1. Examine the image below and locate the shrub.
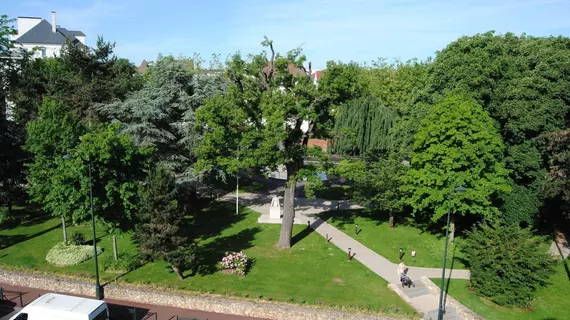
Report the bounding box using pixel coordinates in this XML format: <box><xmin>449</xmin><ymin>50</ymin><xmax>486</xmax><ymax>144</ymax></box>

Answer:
<box><xmin>70</xmin><ymin>231</ymin><xmax>86</xmax><ymax>245</ymax></box>
<box><xmin>463</xmin><ymin>222</ymin><xmax>556</xmax><ymax>307</ymax></box>
<box><xmin>220</xmin><ymin>251</ymin><xmax>249</xmax><ymax>276</ymax></box>
<box><xmin>46</xmin><ymin>242</ymin><xmax>103</xmax><ymax>267</ymax></box>
<box><xmin>102</xmin><ymin>252</ymin><xmax>142</xmax><ymax>272</ymax></box>
<box><xmin>0</xmin><ymin>207</ymin><xmax>7</xmax><ymax>224</ymax></box>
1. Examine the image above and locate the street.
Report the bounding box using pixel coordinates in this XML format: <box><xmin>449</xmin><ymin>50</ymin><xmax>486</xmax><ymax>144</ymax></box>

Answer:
<box><xmin>0</xmin><ymin>283</ymin><xmax>267</xmax><ymax>320</ymax></box>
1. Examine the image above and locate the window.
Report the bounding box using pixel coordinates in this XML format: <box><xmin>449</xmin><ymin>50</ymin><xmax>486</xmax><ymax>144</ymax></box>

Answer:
<box><xmin>40</xmin><ymin>47</ymin><xmax>46</xmax><ymax>57</ymax></box>
<box><xmin>92</xmin><ymin>309</ymin><xmax>109</xmax><ymax>320</ymax></box>
<box><xmin>15</xmin><ymin>313</ymin><xmax>28</xmax><ymax>320</ymax></box>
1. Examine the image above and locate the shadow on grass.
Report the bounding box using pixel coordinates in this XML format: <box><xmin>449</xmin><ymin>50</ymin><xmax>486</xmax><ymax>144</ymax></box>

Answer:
<box><xmin>291</xmin><ymin>219</ymin><xmax>325</xmax><ymax>246</ymax></box>
<box><xmin>192</xmin><ymin>201</ymin><xmax>249</xmax><ymax>241</ymax></box>
<box><xmin>191</xmin><ymin>227</ymin><xmax>261</xmax><ymax>276</ymax></box>
<box><xmin>0</xmin><ymin>223</ymin><xmax>60</xmax><ymax>250</ymax></box>
<box><xmin>0</xmin><ymin>205</ymin><xmax>48</xmax><ymax>231</ymax></box>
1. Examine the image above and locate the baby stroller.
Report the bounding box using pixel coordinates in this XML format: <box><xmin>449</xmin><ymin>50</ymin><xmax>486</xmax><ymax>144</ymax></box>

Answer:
<box><xmin>400</xmin><ymin>273</ymin><xmax>415</xmax><ymax>288</ymax></box>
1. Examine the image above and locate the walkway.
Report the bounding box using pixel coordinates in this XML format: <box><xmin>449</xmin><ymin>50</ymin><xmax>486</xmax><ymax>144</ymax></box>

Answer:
<box><xmin>226</xmin><ymin>192</ymin><xmax>474</xmax><ymax>320</ymax></box>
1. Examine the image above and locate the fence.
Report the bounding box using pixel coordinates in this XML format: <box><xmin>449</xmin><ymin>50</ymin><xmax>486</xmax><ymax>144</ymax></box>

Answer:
<box><xmin>175</xmin><ymin>316</ymin><xmax>208</xmax><ymax>320</ymax></box>
<box><xmin>127</xmin><ymin>307</ymin><xmax>157</xmax><ymax>320</ymax></box>
<box><xmin>0</xmin><ymin>287</ymin><xmax>24</xmax><ymax>308</ymax></box>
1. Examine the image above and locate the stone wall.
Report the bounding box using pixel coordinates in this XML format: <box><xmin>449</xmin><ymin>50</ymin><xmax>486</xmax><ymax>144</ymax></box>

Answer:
<box><xmin>420</xmin><ymin>277</ymin><xmax>483</xmax><ymax>320</ymax></box>
<box><xmin>0</xmin><ymin>269</ymin><xmax>409</xmax><ymax>320</ymax></box>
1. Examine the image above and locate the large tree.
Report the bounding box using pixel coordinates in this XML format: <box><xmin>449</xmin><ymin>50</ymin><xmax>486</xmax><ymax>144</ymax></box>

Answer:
<box><xmin>429</xmin><ymin>32</ymin><xmax>570</xmax><ymax>225</ymax></box>
<box><xmin>401</xmin><ymin>94</ymin><xmax>511</xmax><ymax>241</ymax></box>
<box><xmin>135</xmin><ymin>164</ymin><xmax>192</xmax><ymax>279</ymax></box>
<box><xmin>0</xmin><ymin>15</ymin><xmax>26</xmax><ymax>213</ymax></box>
<box><xmin>99</xmin><ymin>55</ymin><xmax>226</xmax><ymax>183</ymax></box>
<box><xmin>196</xmin><ymin>38</ymin><xmax>330</xmax><ymax>249</ymax></box>
<box><xmin>26</xmin><ymin>100</ymin><xmax>151</xmax><ymax>248</ymax></box>
<box><xmin>25</xmin><ymin>99</ymin><xmax>85</xmax><ymax>241</ymax></box>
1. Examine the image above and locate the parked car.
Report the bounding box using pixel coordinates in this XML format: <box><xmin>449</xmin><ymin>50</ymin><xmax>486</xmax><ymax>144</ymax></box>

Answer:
<box><xmin>10</xmin><ymin>293</ymin><xmax>109</xmax><ymax>320</ymax></box>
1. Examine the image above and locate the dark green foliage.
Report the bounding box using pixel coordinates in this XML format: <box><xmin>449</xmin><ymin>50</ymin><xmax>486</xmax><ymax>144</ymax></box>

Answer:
<box><xmin>135</xmin><ymin>164</ymin><xmax>193</xmax><ymax>278</ymax></box>
<box><xmin>499</xmin><ymin>182</ymin><xmax>541</xmax><ymax>226</ymax></box>
<box><xmin>70</xmin><ymin>231</ymin><xmax>85</xmax><ymax>245</ymax></box>
<box><xmin>430</xmin><ymin>32</ymin><xmax>570</xmax><ymax>223</ymax></box>
<box><xmin>10</xmin><ymin>37</ymin><xmax>141</xmax><ymax>124</ymax></box>
<box><xmin>463</xmin><ymin>222</ymin><xmax>555</xmax><ymax>307</ymax></box>
<box><xmin>330</xmin><ymin>96</ymin><xmax>397</xmax><ymax>156</ymax></box>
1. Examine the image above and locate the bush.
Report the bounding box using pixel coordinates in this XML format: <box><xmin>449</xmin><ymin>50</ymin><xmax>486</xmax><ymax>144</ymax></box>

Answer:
<box><xmin>220</xmin><ymin>251</ymin><xmax>249</xmax><ymax>276</ymax></box>
<box><xmin>70</xmin><ymin>231</ymin><xmax>86</xmax><ymax>245</ymax></box>
<box><xmin>0</xmin><ymin>207</ymin><xmax>7</xmax><ymax>224</ymax></box>
<box><xmin>463</xmin><ymin>222</ymin><xmax>555</xmax><ymax>307</ymax></box>
<box><xmin>46</xmin><ymin>242</ymin><xmax>103</xmax><ymax>267</ymax></box>
<box><xmin>102</xmin><ymin>252</ymin><xmax>142</xmax><ymax>272</ymax></box>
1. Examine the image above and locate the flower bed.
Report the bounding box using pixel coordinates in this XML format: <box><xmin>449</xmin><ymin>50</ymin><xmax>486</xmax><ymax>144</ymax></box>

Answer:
<box><xmin>46</xmin><ymin>242</ymin><xmax>103</xmax><ymax>267</ymax></box>
<box><xmin>220</xmin><ymin>251</ymin><xmax>248</xmax><ymax>276</ymax></box>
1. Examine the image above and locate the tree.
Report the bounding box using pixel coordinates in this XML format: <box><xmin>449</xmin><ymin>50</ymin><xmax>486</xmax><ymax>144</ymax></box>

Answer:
<box><xmin>401</xmin><ymin>94</ymin><xmax>511</xmax><ymax>242</ymax></box>
<box><xmin>429</xmin><ymin>32</ymin><xmax>570</xmax><ymax>225</ymax></box>
<box><xmin>135</xmin><ymin>164</ymin><xmax>192</xmax><ymax>279</ymax></box>
<box><xmin>196</xmin><ymin>38</ymin><xmax>329</xmax><ymax>249</ymax></box>
<box><xmin>545</xmin><ymin>129</ymin><xmax>570</xmax><ymax>221</ymax></box>
<box><xmin>330</xmin><ymin>96</ymin><xmax>397</xmax><ymax>156</ymax></box>
<box><xmin>335</xmin><ymin>156</ymin><xmax>406</xmax><ymax>228</ymax></box>
<box><xmin>70</xmin><ymin>123</ymin><xmax>152</xmax><ymax>259</ymax></box>
<box><xmin>99</xmin><ymin>55</ymin><xmax>225</xmax><ymax>182</ymax></box>
<box><xmin>463</xmin><ymin>222</ymin><xmax>555</xmax><ymax>307</ymax></box>
<box><xmin>25</xmin><ymin>99</ymin><xmax>85</xmax><ymax>242</ymax></box>
<box><xmin>10</xmin><ymin>37</ymin><xmax>142</xmax><ymax>124</ymax></box>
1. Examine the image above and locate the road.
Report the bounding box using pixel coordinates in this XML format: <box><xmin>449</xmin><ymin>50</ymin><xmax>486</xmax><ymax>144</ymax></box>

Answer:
<box><xmin>0</xmin><ymin>283</ymin><xmax>267</xmax><ymax>320</ymax></box>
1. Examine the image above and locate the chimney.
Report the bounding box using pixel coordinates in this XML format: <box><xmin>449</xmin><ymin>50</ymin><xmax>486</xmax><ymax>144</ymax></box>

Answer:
<box><xmin>51</xmin><ymin>11</ymin><xmax>56</xmax><ymax>33</ymax></box>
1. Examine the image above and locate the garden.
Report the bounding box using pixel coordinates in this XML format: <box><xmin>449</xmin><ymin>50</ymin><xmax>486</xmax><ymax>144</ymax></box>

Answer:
<box><xmin>0</xmin><ymin>203</ymin><xmax>416</xmax><ymax>317</ymax></box>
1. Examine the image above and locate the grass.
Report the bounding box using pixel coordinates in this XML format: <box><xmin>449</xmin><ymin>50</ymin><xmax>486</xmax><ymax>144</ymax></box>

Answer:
<box><xmin>320</xmin><ymin>209</ymin><xmax>468</xmax><ymax>269</ymax></box>
<box><xmin>0</xmin><ymin>203</ymin><xmax>416</xmax><ymax>317</ymax></box>
<box><xmin>431</xmin><ymin>259</ymin><xmax>570</xmax><ymax>320</ymax></box>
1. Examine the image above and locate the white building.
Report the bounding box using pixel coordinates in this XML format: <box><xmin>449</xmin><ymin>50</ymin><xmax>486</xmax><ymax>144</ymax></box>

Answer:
<box><xmin>10</xmin><ymin>11</ymin><xmax>86</xmax><ymax>58</ymax></box>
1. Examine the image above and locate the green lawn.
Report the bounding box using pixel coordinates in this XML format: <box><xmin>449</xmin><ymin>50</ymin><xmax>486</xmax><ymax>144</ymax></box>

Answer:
<box><xmin>431</xmin><ymin>259</ymin><xmax>570</xmax><ymax>320</ymax></box>
<box><xmin>0</xmin><ymin>203</ymin><xmax>416</xmax><ymax>317</ymax></box>
<box><xmin>320</xmin><ymin>209</ymin><xmax>468</xmax><ymax>269</ymax></box>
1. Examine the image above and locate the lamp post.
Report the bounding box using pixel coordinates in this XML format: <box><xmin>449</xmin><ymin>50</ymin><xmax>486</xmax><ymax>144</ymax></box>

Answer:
<box><xmin>63</xmin><ymin>154</ymin><xmax>101</xmax><ymax>299</ymax></box>
<box><xmin>437</xmin><ymin>185</ymin><xmax>466</xmax><ymax>320</ymax></box>
<box><xmin>236</xmin><ymin>144</ymin><xmax>240</xmax><ymax>216</ymax></box>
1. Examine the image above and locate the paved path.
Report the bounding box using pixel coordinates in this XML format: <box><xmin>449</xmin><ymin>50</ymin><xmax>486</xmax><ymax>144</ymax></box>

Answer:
<box><xmin>0</xmin><ymin>282</ymin><xmax>265</xmax><ymax>320</ymax></box>
<box><xmin>227</xmin><ymin>192</ymin><xmax>472</xmax><ymax>319</ymax></box>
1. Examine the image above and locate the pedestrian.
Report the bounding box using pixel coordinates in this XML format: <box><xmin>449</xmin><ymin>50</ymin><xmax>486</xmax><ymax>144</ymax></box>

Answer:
<box><xmin>398</xmin><ymin>260</ymin><xmax>406</xmax><ymax>277</ymax></box>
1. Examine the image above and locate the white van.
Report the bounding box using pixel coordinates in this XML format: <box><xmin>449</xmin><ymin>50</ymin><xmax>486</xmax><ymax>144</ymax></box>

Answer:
<box><xmin>9</xmin><ymin>293</ymin><xmax>109</xmax><ymax>320</ymax></box>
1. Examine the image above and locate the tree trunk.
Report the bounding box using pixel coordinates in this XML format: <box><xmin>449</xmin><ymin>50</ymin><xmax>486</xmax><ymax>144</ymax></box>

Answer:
<box><xmin>449</xmin><ymin>213</ymin><xmax>456</xmax><ymax>244</ymax></box>
<box><xmin>277</xmin><ymin>164</ymin><xmax>297</xmax><ymax>249</ymax></box>
<box><xmin>112</xmin><ymin>235</ymin><xmax>118</xmax><ymax>261</ymax></box>
<box><xmin>61</xmin><ymin>216</ymin><xmax>67</xmax><ymax>243</ymax></box>
<box><xmin>389</xmin><ymin>210</ymin><xmax>394</xmax><ymax>228</ymax></box>
<box><xmin>172</xmin><ymin>265</ymin><xmax>184</xmax><ymax>280</ymax></box>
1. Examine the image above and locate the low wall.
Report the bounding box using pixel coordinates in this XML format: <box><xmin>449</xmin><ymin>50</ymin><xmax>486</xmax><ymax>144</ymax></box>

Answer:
<box><xmin>420</xmin><ymin>277</ymin><xmax>483</xmax><ymax>320</ymax></box>
<box><xmin>0</xmin><ymin>269</ymin><xmax>407</xmax><ymax>320</ymax></box>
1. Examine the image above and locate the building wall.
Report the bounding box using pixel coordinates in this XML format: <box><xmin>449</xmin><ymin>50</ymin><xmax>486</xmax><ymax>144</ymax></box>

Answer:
<box><xmin>75</xmin><ymin>35</ymin><xmax>86</xmax><ymax>44</ymax></box>
<box><xmin>14</xmin><ymin>43</ymin><xmax>62</xmax><ymax>58</ymax></box>
<box><xmin>307</xmin><ymin>139</ymin><xmax>328</xmax><ymax>151</ymax></box>
<box><xmin>15</xmin><ymin>17</ymin><xmax>42</xmax><ymax>39</ymax></box>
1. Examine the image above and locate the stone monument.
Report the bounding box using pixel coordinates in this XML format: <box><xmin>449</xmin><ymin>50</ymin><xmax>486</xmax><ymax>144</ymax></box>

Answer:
<box><xmin>270</xmin><ymin>196</ymin><xmax>281</xmax><ymax>220</ymax></box>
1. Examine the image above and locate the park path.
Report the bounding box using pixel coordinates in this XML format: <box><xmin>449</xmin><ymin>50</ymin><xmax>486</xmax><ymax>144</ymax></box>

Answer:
<box><xmin>224</xmin><ymin>192</ymin><xmax>475</xmax><ymax>320</ymax></box>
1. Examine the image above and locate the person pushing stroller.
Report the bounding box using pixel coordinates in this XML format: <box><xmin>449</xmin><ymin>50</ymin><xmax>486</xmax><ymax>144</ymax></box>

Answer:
<box><xmin>398</xmin><ymin>260</ymin><xmax>415</xmax><ymax>288</ymax></box>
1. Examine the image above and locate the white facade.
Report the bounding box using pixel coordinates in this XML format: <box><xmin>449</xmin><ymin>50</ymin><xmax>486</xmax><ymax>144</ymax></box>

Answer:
<box><xmin>14</xmin><ymin>17</ymin><xmax>41</xmax><ymax>40</ymax></box>
<box><xmin>13</xmin><ymin>43</ymin><xmax>62</xmax><ymax>58</ymax></box>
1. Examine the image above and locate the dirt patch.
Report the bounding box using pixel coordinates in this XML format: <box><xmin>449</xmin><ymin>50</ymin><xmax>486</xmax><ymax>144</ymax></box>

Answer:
<box><xmin>332</xmin><ymin>278</ymin><xmax>344</xmax><ymax>284</ymax></box>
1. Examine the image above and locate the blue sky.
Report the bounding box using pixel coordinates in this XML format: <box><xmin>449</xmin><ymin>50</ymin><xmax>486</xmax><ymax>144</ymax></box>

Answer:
<box><xmin>4</xmin><ymin>0</ymin><xmax>570</xmax><ymax>69</ymax></box>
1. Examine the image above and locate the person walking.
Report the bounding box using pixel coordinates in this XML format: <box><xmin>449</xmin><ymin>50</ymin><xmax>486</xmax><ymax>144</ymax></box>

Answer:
<box><xmin>398</xmin><ymin>260</ymin><xmax>406</xmax><ymax>278</ymax></box>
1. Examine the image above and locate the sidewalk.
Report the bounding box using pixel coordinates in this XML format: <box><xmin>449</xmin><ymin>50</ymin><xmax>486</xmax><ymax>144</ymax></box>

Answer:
<box><xmin>226</xmin><ymin>192</ymin><xmax>474</xmax><ymax>320</ymax></box>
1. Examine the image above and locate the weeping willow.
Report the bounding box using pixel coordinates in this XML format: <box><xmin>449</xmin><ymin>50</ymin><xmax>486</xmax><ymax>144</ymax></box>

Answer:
<box><xmin>330</xmin><ymin>96</ymin><xmax>397</xmax><ymax>156</ymax></box>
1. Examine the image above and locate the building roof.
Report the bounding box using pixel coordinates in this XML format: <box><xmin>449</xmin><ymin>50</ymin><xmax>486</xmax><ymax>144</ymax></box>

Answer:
<box><xmin>136</xmin><ymin>60</ymin><xmax>149</xmax><ymax>73</ymax></box>
<box><xmin>70</xmin><ymin>30</ymin><xmax>86</xmax><ymax>37</ymax></box>
<box><xmin>15</xmin><ymin>19</ymin><xmax>82</xmax><ymax>45</ymax></box>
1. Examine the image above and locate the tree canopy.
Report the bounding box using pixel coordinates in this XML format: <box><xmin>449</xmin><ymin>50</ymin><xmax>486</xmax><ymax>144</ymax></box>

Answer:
<box><xmin>401</xmin><ymin>94</ymin><xmax>511</xmax><ymax>240</ymax></box>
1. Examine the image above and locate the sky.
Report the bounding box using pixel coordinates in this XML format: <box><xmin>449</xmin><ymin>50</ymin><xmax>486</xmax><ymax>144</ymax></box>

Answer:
<box><xmin>4</xmin><ymin>0</ymin><xmax>570</xmax><ymax>69</ymax></box>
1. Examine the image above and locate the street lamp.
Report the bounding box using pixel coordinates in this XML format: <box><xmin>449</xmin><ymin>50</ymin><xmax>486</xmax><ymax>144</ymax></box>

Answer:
<box><xmin>437</xmin><ymin>185</ymin><xmax>466</xmax><ymax>320</ymax></box>
<box><xmin>63</xmin><ymin>154</ymin><xmax>102</xmax><ymax>299</ymax></box>
<box><xmin>236</xmin><ymin>144</ymin><xmax>240</xmax><ymax>216</ymax></box>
